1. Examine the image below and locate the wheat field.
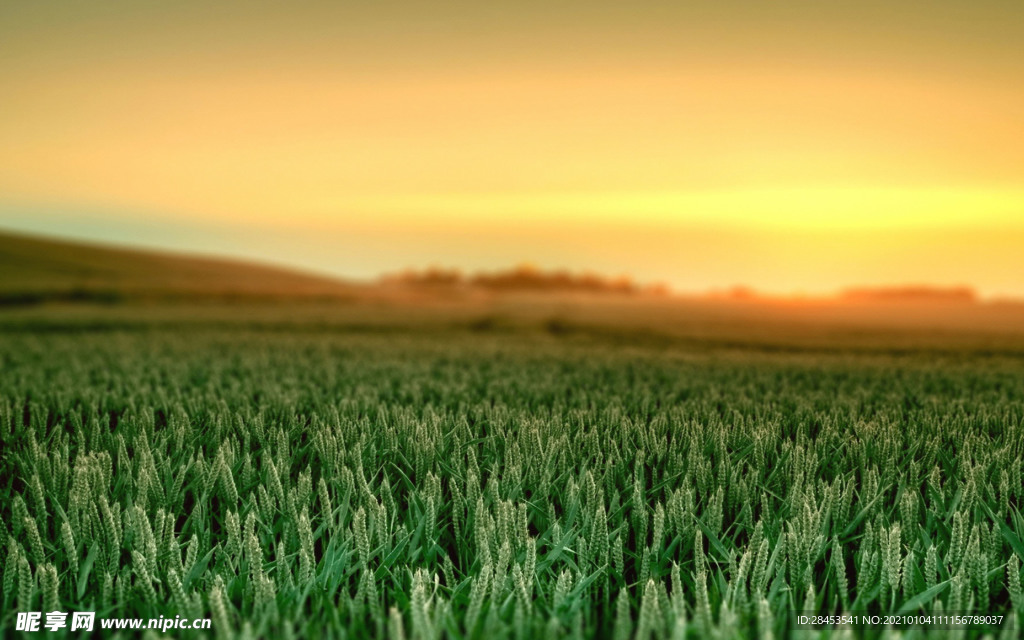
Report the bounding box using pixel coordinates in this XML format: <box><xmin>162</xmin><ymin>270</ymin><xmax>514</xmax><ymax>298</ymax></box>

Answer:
<box><xmin>1</xmin><ymin>318</ymin><xmax>1022</xmax><ymax>639</ymax></box>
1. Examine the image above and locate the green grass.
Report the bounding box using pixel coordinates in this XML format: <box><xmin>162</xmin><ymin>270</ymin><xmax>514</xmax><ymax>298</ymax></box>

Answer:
<box><xmin>1</xmin><ymin>319</ymin><xmax>1022</xmax><ymax>638</ymax></box>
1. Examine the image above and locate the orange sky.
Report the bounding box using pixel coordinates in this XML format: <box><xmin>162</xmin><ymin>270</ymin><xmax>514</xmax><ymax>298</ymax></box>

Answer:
<box><xmin>1</xmin><ymin>1</ymin><xmax>1022</xmax><ymax>296</ymax></box>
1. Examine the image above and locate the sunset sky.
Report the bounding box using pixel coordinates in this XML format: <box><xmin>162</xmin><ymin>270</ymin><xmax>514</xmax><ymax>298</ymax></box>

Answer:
<box><xmin>2</xmin><ymin>1</ymin><xmax>1022</xmax><ymax>296</ymax></box>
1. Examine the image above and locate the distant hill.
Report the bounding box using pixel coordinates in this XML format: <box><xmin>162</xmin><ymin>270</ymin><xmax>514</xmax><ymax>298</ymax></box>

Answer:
<box><xmin>840</xmin><ymin>285</ymin><xmax>977</xmax><ymax>304</ymax></box>
<box><xmin>0</xmin><ymin>230</ymin><xmax>361</xmax><ymax>304</ymax></box>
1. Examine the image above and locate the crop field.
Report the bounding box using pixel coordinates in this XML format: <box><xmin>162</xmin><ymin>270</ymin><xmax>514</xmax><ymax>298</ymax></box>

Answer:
<box><xmin>1</xmin><ymin>313</ymin><xmax>1023</xmax><ymax>638</ymax></box>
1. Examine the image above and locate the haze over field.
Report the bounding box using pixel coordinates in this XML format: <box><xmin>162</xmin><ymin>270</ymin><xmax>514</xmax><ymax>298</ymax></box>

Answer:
<box><xmin>4</xmin><ymin>230</ymin><xmax>1024</xmax><ymax>357</ymax></box>
<box><xmin>2</xmin><ymin>1</ymin><xmax>1023</xmax><ymax>297</ymax></box>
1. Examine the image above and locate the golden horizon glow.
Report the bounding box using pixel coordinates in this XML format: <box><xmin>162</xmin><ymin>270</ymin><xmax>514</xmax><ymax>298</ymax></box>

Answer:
<box><xmin>292</xmin><ymin>187</ymin><xmax>1024</xmax><ymax>231</ymax></box>
<box><xmin>1</xmin><ymin>1</ymin><xmax>1023</xmax><ymax>295</ymax></box>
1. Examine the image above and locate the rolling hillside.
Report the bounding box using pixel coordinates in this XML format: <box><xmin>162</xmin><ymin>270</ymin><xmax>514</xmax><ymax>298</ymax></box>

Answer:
<box><xmin>0</xmin><ymin>230</ymin><xmax>363</xmax><ymax>303</ymax></box>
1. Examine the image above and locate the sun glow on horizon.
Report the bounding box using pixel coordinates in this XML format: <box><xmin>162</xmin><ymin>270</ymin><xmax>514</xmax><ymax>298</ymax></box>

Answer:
<box><xmin>292</xmin><ymin>187</ymin><xmax>1024</xmax><ymax>231</ymax></box>
<box><xmin>1</xmin><ymin>1</ymin><xmax>1023</xmax><ymax>296</ymax></box>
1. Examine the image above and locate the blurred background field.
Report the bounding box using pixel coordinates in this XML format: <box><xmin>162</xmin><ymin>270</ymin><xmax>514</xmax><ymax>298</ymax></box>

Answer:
<box><xmin>3</xmin><ymin>229</ymin><xmax>1024</xmax><ymax>355</ymax></box>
